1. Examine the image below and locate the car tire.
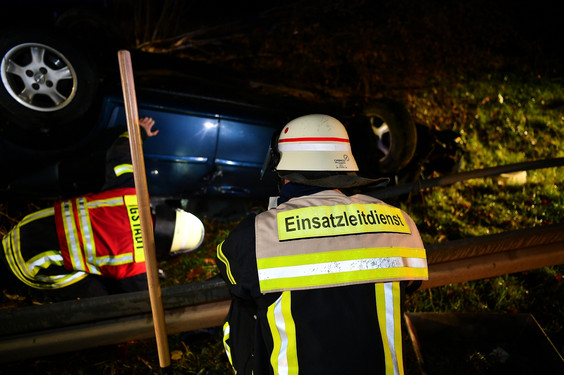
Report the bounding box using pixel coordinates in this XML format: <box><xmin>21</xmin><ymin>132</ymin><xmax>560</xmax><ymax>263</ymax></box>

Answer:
<box><xmin>354</xmin><ymin>99</ymin><xmax>417</xmax><ymax>175</ymax></box>
<box><xmin>0</xmin><ymin>29</ymin><xmax>99</xmax><ymax>146</ymax></box>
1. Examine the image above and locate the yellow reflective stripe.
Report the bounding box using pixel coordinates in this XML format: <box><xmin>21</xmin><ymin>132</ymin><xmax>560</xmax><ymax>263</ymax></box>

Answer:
<box><xmin>376</xmin><ymin>282</ymin><xmax>404</xmax><ymax>375</ymax></box>
<box><xmin>257</xmin><ymin>247</ymin><xmax>427</xmax><ymax>292</ymax></box>
<box><xmin>267</xmin><ymin>303</ymin><xmax>280</xmax><ymax>373</ymax></box>
<box><xmin>33</xmin><ymin>270</ymin><xmax>89</xmax><ymax>289</ymax></box>
<box><xmin>96</xmin><ymin>253</ymin><xmax>134</xmax><ymax>266</ymax></box>
<box><xmin>2</xmin><ymin>216</ymin><xmax>88</xmax><ymax>289</ymax></box>
<box><xmin>277</xmin><ymin>203</ymin><xmax>411</xmax><ymax>241</ymax></box>
<box><xmin>77</xmin><ymin>197</ymin><xmax>100</xmax><ymax>275</ymax></box>
<box><xmin>222</xmin><ymin>321</ymin><xmax>235</xmax><ymax>371</ymax></box>
<box><xmin>267</xmin><ymin>292</ymin><xmax>298</xmax><ymax>375</ymax></box>
<box><xmin>87</xmin><ymin>197</ymin><xmax>124</xmax><ymax>209</ymax></box>
<box><xmin>258</xmin><ymin>247</ymin><xmax>426</xmax><ymax>268</ymax></box>
<box><xmin>124</xmin><ymin>195</ymin><xmax>145</xmax><ymax>263</ymax></box>
<box><xmin>259</xmin><ymin>266</ymin><xmax>427</xmax><ymax>293</ymax></box>
<box><xmin>114</xmin><ymin>163</ymin><xmax>133</xmax><ymax>177</ymax></box>
<box><xmin>2</xmin><ymin>221</ymin><xmax>29</xmax><ymax>284</ymax></box>
<box><xmin>61</xmin><ymin>200</ymin><xmax>86</xmax><ymax>272</ymax></box>
<box><xmin>62</xmin><ymin>195</ymin><xmax>139</xmax><ymax>273</ymax></box>
<box><xmin>216</xmin><ymin>241</ymin><xmax>236</xmax><ymax>285</ymax></box>
<box><xmin>283</xmin><ymin>293</ymin><xmax>299</xmax><ymax>374</ymax></box>
<box><xmin>2</xmin><ymin>208</ymin><xmax>53</xmax><ymax>283</ymax></box>
<box><xmin>26</xmin><ymin>251</ymin><xmax>64</xmax><ymax>276</ymax></box>
<box><xmin>19</xmin><ymin>207</ymin><xmax>55</xmax><ymax>224</ymax></box>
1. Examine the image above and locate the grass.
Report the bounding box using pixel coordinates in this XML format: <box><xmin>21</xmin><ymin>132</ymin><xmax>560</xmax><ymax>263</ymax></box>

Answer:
<box><xmin>2</xmin><ymin>67</ymin><xmax>563</xmax><ymax>375</ymax></box>
<box><xmin>400</xmin><ymin>71</ymin><xmax>564</xmax><ymax>370</ymax></box>
<box><xmin>161</xmin><ymin>71</ymin><xmax>564</xmax><ymax>373</ymax></box>
<box><xmin>2</xmin><ymin>1</ymin><xmax>564</xmax><ymax>372</ymax></box>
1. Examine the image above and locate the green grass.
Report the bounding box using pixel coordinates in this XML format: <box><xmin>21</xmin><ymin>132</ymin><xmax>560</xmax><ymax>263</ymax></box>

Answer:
<box><xmin>2</xmin><ymin>4</ymin><xmax>564</xmax><ymax>369</ymax></box>
<box><xmin>5</xmin><ymin>70</ymin><xmax>562</xmax><ymax>374</ymax></box>
<box><xmin>157</xmin><ymin>71</ymin><xmax>564</xmax><ymax>372</ymax></box>
<box><xmin>2</xmin><ymin>70</ymin><xmax>562</xmax><ymax>375</ymax></box>
<box><xmin>400</xmin><ymin>71</ymin><xmax>564</xmax><ymax>363</ymax></box>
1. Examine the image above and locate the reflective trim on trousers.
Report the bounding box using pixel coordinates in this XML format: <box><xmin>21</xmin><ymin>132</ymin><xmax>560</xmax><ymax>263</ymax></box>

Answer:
<box><xmin>267</xmin><ymin>292</ymin><xmax>298</xmax><ymax>375</ymax></box>
<box><xmin>376</xmin><ymin>282</ymin><xmax>404</xmax><ymax>375</ymax></box>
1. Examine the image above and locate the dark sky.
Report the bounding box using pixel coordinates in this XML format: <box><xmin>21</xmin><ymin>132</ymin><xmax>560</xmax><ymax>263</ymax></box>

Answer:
<box><xmin>129</xmin><ymin>0</ymin><xmax>562</xmax><ymax>99</ymax></box>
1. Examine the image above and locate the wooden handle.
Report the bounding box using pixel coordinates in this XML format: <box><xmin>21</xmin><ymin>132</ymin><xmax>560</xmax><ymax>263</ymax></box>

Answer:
<box><xmin>117</xmin><ymin>49</ymin><xmax>171</xmax><ymax>369</ymax></box>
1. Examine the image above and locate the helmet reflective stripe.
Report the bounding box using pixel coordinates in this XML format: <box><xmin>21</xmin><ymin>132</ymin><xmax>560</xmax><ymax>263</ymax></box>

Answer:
<box><xmin>278</xmin><ymin>139</ymin><xmax>352</xmax><ymax>152</ymax></box>
<box><xmin>276</xmin><ymin>114</ymin><xmax>359</xmax><ymax>172</ymax></box>
<box><xmin>279</xmin><ymin>136</ymin><xmax>350</xmax><ymax>144</ymax></box>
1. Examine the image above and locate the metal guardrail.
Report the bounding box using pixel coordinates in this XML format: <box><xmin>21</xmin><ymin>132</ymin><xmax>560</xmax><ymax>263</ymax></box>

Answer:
<box><xmin>0</xmin><ymin>275</ymin><xmax>230</xmax><ymax>337</ymax></box>
<box><xmin>365</xmin><ymin>157</ymin><xmax>564</xmax><ymax>199</ymax></box>
<box><xmin>1</xmin><ymin>223</ymin><xmax>563</xmax><ymax>363</ymax></box>
<box><xmin>1</xmin><ymin>158</ymin><xmax>563</xmax><ymax>362</ymax></box>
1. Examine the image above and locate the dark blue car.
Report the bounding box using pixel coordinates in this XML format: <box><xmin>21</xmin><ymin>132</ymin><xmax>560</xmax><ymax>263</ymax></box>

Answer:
<box><xmin>0</xmin><ymin>4</ymin><xmax>431</xmax><ymax>214</ymax></box>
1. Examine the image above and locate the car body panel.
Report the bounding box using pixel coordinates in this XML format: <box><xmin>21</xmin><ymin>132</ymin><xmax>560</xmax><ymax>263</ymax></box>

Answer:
<box><xmin>74</xmin><ymin>93</ymin><xmax>281</xmax><ymax>200</ymax></box>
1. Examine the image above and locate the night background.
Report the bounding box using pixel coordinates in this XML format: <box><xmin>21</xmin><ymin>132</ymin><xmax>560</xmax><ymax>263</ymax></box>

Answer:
<box><xmin>1</xmin><ymin>0</ymin><xmax>563</xmax><ymax>373</ymax></box>
<box><xmin>116</xmin><ymin>0</ymin><xmax>563</xmax><ymax>105</ymax></box>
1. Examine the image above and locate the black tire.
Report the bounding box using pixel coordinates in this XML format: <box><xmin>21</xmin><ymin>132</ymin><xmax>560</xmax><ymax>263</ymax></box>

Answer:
<box><xmin>357</xmin><ymin>99</ymin><xmax>417</xmax><ymax>175</ymax></box>
<box><xmin>0</xmin><ymin>29</ymin><xmax>98</xmax><ymax>141</ymax></box>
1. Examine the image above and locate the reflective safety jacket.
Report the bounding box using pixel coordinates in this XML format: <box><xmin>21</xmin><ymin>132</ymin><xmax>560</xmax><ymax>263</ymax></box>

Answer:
<box><xmin>54</xmin><ymin>187</ymin><xmax>147</xmax><ymax>279</ymax></box>
<box><xmin>217</xmin><ymin>189</ymin><xmax>427</xmax><ymax>375</ymax></box>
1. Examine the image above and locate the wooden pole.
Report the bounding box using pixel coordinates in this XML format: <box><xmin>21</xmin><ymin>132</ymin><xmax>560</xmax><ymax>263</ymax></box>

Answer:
<box><xmin>1</xmin><ymin>224</ymin><xmax>563</xmax><ymax>361</ymax></box>
<box><xmin>117</xmin><ymin>49</ymin><xmax>170</xmax><ymax>371</ymax></box>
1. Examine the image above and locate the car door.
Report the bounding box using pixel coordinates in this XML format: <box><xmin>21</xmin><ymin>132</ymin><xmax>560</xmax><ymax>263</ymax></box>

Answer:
<box><xmin>212</xmin><ymin>117</ymin><xmax>279</xmax><ymax>198</ymax></box>
<box><xmin>101</xmin><ymin>97</ymin><xmax>219</xmax><ymax>197</ymax></box>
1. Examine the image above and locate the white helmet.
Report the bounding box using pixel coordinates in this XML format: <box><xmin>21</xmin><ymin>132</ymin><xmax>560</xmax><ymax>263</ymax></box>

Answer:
<box><xmin>154</xmin><ymin>206</ymin><xmax>205</xmax><ymax>257</ymax></box>
<box><xmin>169</xmin><ymin>209</ymin><xmax>205</xmax><ymax>254</ymax></box>
<box><xmin>266</xmin><ymin>114</ymin><xmax>388</xmax><ymax>189</ymax></box>
<box><xmin>276</xmin><ymin>114</ymin><xmax>359</xmax><ymax>172</ymax></box>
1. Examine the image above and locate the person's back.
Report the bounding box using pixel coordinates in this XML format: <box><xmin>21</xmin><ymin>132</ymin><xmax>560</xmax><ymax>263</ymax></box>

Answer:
<box><xmin>1</xmin><ymin>117</ymin><xmax>205</xmax><ymax>301</ymax></box>
<box><xmin>217</xmin><ymin>114</ymin><xmax>428</xmax><ymax>374</ymax></box>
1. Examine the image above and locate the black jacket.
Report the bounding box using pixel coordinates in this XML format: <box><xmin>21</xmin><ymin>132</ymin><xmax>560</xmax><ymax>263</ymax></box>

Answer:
<box><xmin>216</xmin><ymin>183</ymin><xmax>418</xmax><ymax>374</ymax></box>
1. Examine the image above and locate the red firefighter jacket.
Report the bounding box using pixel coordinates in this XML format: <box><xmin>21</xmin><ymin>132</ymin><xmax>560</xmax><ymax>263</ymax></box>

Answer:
<box><xmin>54</xmin><ymin>187</ymin><xmax>147</xmax><ymax>279</ymax></box>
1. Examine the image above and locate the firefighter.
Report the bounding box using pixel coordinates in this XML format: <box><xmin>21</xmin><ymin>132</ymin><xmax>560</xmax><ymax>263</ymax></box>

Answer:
<box><xmin>216</xmin><ymin>114</ymin><xmax>428</xmax><ymax>374</ymax></box>
<box><xmin>1</xmin><ymin>117</ymin><xmax>205</xmax><ymax>301</ymax></box>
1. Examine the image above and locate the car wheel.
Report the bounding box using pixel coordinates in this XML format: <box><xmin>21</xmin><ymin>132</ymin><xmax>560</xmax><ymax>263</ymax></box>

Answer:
<box><xmin>0</xmin><ymin>29</ymin><xmax>98</xmax><ymax>145</ymax></box>
<box><xmin>359</xmin><ymin>99</ymin><xmax>417</xmax><ymax>175</ymax></box>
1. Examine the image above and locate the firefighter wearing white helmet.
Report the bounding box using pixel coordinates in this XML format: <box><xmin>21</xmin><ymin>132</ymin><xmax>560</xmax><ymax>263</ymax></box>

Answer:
<box><xmin>268</xmin><ymin>114</ymin><xmax>386</xmax><ymax>188</ymax></box>
<box><xmin>217</xmin><ymin>114</ymin><xmax>428</xmax><ymax>374</ymax></box>
<box><xmin>154</xmin><ymin>205</ymin><xmax>205</xmax><ymax>258</ymax></box>
<box><xmin>277</xmin><ymin>114</ymin><xmax>359</xmax><ymax>171</ymax></box>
